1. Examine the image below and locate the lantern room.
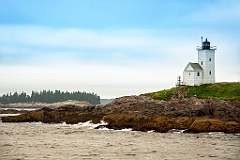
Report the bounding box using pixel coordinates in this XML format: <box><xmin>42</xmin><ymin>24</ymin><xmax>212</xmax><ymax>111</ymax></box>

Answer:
<box><xmin>202</xmin><ymin>38</ymin><xmax>210</xmax><ymax>50</ymax></box>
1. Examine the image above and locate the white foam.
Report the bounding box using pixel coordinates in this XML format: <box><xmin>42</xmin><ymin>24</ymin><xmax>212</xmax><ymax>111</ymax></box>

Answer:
<box><xmin>34</xmin><ymin>122</ymin><xmax>43</xmax><ymax>125</ymax></box>
<box><xmin>0</xmin><ymin>114</ymin><xmax>21</xmax><ymax>117</ymax></box>
<box><xmin>117</xmin><ymin>128</ymin><xmax>132</xmax><ymax>132</ymax></box>
<box><xmin>58</xmin><ymin>120</ymin><xmax>108</xmax><ymax>129</ymax></box>
<box><xmin>55</xmin><ymin>121</ymin><xmax>107</xmax><ymax>129</ymax></box>
<box><xmin>97</xmin><ymin>127</ymin><xmax>114</xmax><ymax>131</ymax></box>
<box><xmin>59</xmin><ymin>122</ymin><xmax>67</xmax><ymax>126</ymax></box>
<box><xmin>78</xmin><ymin>120</ymin><xmax>108</xmax><ymax>129</ymax></box>
<box><xmin>168</xmin><ymin>129</ymin><xmax>185</xmax><ymax>133</ymax></box>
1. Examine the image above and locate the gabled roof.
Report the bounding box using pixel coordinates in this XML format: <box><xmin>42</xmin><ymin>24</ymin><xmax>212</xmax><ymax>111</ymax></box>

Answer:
<box><xmin>184</xmin><ymin>62</ymin><xmax>203</xmax><ymax>71</ymax></box>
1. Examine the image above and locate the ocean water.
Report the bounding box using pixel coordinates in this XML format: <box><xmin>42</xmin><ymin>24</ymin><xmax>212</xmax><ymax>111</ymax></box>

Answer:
<box><xmin>0</xmin><ymin>119</ymin><xmax>239</xmax><ymax>160</ymax></box>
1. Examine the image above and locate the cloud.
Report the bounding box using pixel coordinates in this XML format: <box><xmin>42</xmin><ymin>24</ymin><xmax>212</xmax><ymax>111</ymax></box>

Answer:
<box><xmin>0</xmin><ymin>25</ymin><xmax>194</xmax><ymax>65</ymax></box>
<box><xmin>184</xmin><ymin>0</ymin><xmax>240</xmax><ymax>26</ymax></box>
<box><xmin>0</xmin><ymin>61</ymin><xmax>178</xmax><ymax>98</ymax></box>
<box><xmin>0</xmin><ymin>26</ymin><xmax>154</xmax><ymax>48</ymax></box>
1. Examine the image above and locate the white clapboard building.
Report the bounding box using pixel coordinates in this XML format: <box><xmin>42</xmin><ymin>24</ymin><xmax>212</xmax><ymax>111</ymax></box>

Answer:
<box><xmin>182</xmin><ymin>37</ymin><xmax>217</xmax><ymax>86</ymax></box>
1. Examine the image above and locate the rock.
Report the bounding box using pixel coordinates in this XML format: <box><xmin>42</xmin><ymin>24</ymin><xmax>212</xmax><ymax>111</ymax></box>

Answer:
<box><xmin>173</xmin><ymin>117</ymin><xmax>195</xmax><ymax>129</ymax></box>
<box><xmin>38</xmin><ymin>107</ymin><xmax>54</xmax><ymax>112</ymax></box>
<box><xmin>0</xmin><ymin>109</ymin><xmax>27</xmax><ymax>114</ymax></box>
<box><xmin>187</xmin><ymin>119</ymin><xmax>212</xmax><ymax>133</ymax></box>
<box><xmin>56</xmin><ymin>105</ymin><xmax>82</xmax><ymax>112</ymax></box>
<box><xmin>208</xmin><ymin>119</ymin><xmax>225</xmax><ymax>132</ymax></box>
<box><xmin>224</xmin><ymin>121</ymin><xmax>240</xmax><ymax>133</ymax></box>
<box><xmin>184</xmin><ymin>119</ymin><xmax>240</xmax><ymax>133</ymax></box>
<box><xmin>2</xmin><ymin>110</ymin><xmax>106</xmax><ymax>124</ymax></box>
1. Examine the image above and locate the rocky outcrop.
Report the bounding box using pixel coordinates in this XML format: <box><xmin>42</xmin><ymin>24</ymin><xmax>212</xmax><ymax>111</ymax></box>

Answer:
<box><xmin>102</xmin><ymin>115</ymin><xmax>240</xmax><ymax>133</ymax></box>
<box><xmin>2</xmin><ymin>96</ymin><xmax>240</xmax><ymax>133</ymax></box>
<box><xmin>103</xmin><ymin>115</ymin><xmax>195</xmax><ymax>132</ymax></box>
<box><xmin>2</xmin><ymin>110</ymin><xmax>105</xmax><ymax>124</ymax></box>
<box><xmin>104</xmin><ymin>96</ymin><xmax>240</xmax><ymax>121</ymax></box>
<box><xmin>0</xmin><ymin>109</ymin><xmax>28</xmax><ymax>114</ymax></box>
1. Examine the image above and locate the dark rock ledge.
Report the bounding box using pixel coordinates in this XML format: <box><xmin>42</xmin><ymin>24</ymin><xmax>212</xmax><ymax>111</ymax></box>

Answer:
<box><xmin>2</xmin><ymin>96</ymin><xmax>240</xmax><ymax>133</ymax></box>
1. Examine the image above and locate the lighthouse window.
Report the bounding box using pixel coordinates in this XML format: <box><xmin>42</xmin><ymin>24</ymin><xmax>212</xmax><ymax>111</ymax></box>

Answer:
<box><xmin>201</xmin><ymin>61</ymin><xmax>203</xmax><ymax>65</ymax></box>
<box><xmin>197</xmin><ymin>72</ymin><xmax>200</xmax><ymax>76</ymax></box>
<box><xmin>209</xmin><ymin>58</ymin><xmax>211</xmax><ymax>61</ymax></box>
<box><xmin>209</xmin><ymin>71</ymin><xmax>211</xmax><ymax>75</ymax></box>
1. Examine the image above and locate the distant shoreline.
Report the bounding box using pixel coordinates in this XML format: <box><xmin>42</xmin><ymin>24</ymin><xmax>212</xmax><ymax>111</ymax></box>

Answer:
<box><xmin>0</xmin><ymin>100</ymin><xmax>91</xmax><ymax>109</ymax></box>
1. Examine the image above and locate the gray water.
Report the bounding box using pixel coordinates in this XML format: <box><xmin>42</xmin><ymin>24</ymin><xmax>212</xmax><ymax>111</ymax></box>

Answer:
<box><xmin>0</xmin><ymin>120</ymin><xmax>239</xmax><ymax>160</ymax></box>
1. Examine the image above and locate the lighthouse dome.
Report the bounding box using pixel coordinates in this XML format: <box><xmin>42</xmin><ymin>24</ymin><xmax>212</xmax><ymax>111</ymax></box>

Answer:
<box><xmin>202</xmin><ymin>38</ymin><xmax>210</xmax><ymax>50</ymax></box>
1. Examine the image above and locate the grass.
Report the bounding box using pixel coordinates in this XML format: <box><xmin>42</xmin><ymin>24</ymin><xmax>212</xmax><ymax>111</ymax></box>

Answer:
<box><xmin>141</xmin><ymin>87</ymin><xmax>178</xmax><ymax>101</ymax></box>
<box><xmin>141</xmin><ymin>82</ymin><xmax>240</xmax><ymax>101</ymax></box>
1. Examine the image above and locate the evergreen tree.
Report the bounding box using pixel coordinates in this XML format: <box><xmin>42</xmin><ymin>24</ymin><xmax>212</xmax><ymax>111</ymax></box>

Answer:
<box><xmin>0</xmin><ymin>90</ymin><xmax>100</xmax><ymax>104</ymax></box>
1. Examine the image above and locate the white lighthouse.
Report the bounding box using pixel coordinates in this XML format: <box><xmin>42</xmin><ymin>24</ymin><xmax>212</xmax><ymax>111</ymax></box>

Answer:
<box><xmin>197</xmin><ymin>38</ymin><xmax>216</xmax><ymax>84</ymax></box>
<box><xmin>182</xmin><ymin>37</ymin><xmax>217</xmax><ymax>86</ymax></box>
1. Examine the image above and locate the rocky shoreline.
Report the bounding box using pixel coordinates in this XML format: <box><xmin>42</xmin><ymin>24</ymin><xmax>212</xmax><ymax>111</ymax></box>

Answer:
<box><xmin>1</xmin><ymin>96</ymin><xmax>240</xmax><ymax>133</ymax></box>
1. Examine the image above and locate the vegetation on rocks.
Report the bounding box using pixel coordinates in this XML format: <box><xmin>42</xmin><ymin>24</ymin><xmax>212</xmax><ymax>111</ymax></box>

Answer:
<box><xmin>141</xmin><ymin>82</ymin><xmax>240</xmax><ymax>101</ymax></box>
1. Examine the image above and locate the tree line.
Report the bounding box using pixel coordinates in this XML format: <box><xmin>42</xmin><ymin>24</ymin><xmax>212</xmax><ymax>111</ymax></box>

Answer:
<box><xmin>0</xmin><ymin>90</ymin><xmax>100</xmax><ymax>104</ymax></box>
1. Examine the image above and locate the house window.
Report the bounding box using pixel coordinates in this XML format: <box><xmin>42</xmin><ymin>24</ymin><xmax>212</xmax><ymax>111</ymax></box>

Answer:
<box><xmin>197</xmin><ymin>72</ymin><xmax>200</xmax><ymax>76</ymax></box>
<box><xmin>201</xmin><ymin>61</ymin><xmax>203</xmax><ymax>65</ymax></box>
<box><xmin>209</xmin><ymin>71</ymin><xmax>211</xmax><ymax>75</ymax></box>
<box><xmin>209</xmin><ymin>58</ymin><xmax>211</xmax><ymax>61</ymax></box>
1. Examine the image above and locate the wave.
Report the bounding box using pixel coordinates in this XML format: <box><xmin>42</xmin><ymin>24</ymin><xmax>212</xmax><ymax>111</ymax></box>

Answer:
<box><xmin>0</xmin><ymin>114</ymin><xmax>21</xmax><ymax>118</ymax></box>
<box><xmin>55</xmin><ymin>120</ymin><xmax>108</xmax><ymax>130</ymax></box>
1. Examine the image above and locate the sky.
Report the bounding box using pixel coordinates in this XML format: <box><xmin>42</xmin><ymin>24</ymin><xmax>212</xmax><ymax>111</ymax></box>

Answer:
<box><xmin>0</xmin><ymin>0</ymin><xmax>240</xmax><ymax>98</ymax></box>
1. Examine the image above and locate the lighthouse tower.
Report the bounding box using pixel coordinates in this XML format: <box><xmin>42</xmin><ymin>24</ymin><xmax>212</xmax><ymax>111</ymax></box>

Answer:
<box><xmin>197</xmin><ymin>38</ymin><xmax>217</xmax><ymax>84</ymax></box>
<box><xmin>182</xmin><ymin>37</ymin><xmax>217</xmax><ymax>86</ymax></box>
